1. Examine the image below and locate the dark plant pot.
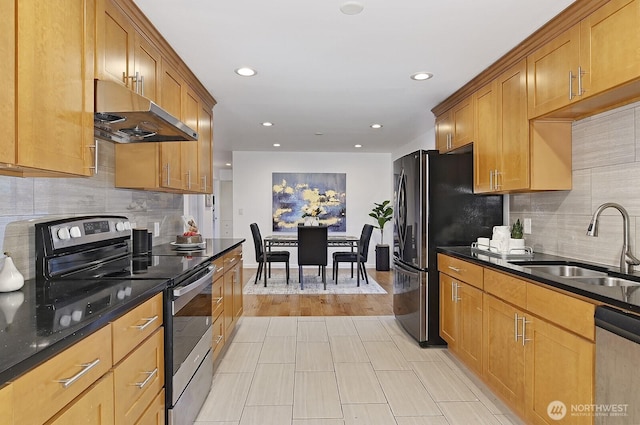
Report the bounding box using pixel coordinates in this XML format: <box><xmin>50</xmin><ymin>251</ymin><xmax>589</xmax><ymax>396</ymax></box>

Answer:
<box><xmin>375</xmin><ymin>244</ymin><xmax>390</xmax><ymax>271</ymax></box>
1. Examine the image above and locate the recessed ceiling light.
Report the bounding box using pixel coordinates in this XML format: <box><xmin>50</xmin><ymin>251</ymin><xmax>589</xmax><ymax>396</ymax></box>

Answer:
<box><xmin>370</xmin><ymin>123</ymin><xmax>383</xmax><ymax>129</ymax></box>
<box><xmin>355</xmin><ymin>144</ymin><xmax>362</xmax><ymax>148</ymax></box>
<box><xmin>262</xmin><ymin>122</ymin><xmax>274</xmax><ymax>127</ymax></box>
<box><xmin>340</xmin><ymin>1</ymin><xmax>364</xmax><ymax>15</ymax></box>
<box><xmin>315</xmin><ymin>132</ymin><xmax>324</xmax><ymax>136</ymax></box>
<box><xmin>225</xmin><ymin>163</ymin><xmax>232</xmax><ymax>166</ymax></box>
<box><xmin>235</xmin><ymin>67</ymin><xmax>257</xmax><ymax>77</ymax></box>
<box><xmin>410</xmin><ymin>72</ymin><xmax>433</xmax><ymax>81</ymax></box>
<box><xmin>273</xmin><ymin>143</ymin><xmax>280</xmax><ymax>147</ymax></box>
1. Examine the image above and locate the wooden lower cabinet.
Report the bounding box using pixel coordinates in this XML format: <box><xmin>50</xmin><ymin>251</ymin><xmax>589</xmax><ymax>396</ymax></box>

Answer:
<box><xmin>223</xmin><ymin>247</ymin><xmax>244</xmax><ymax>335</ymax></box>
<box><xmin>0</xmin><ymin>383</ymin><xmax>12</xmax><ymax>424</ymax></box>
<box><xmin>134</xmin><ymin>389</ymin><xmax>165</xmax><ymax>425</ymax></box>
<box><xmin>47</xmin><ymin>373</ymin><xmax>115</xmax><ymax>425</ymax></box>
<box><xmin>484</xmin><ymin>293</ymin><xmax>594</xmax><ymax>425</ymax></box>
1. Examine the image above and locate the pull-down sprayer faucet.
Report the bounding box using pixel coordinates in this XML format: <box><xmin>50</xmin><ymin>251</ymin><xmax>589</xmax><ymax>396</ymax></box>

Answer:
<box><xmin>586</xmin><ymin>202</ymin><xmax>640</xmax><ymax>274</ymax></box>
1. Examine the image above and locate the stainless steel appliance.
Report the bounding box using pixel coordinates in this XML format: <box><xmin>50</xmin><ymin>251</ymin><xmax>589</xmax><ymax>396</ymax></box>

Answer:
<box><xmin>35</xmin><ymin>216</ymin><xmax>215</xmax><ymax>425</ymax></box>
<box><xmin>393</xmin><ymin>150</ymin><xmax>503</xmax><ymax>346</ymax></box>
<box><xmin>595</xmin><ymin>305</ymin><xmax>640</xmax><ymax>424</ymax></box>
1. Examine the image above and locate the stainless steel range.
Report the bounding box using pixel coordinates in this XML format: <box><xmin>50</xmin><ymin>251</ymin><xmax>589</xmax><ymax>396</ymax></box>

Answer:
<box><xmin>35</xmin><ymin>215</ymin><xmax>216</xmax><ymax>425</ymax></box>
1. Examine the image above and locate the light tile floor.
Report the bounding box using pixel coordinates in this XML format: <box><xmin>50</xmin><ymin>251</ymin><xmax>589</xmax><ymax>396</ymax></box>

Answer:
<box><xmin>195</xmin><ymin>316</ymin><xmax>525</xmax><ymax>425</ymax></box>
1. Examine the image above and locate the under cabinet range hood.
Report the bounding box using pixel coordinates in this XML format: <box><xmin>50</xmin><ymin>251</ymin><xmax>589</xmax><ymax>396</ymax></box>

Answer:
<box><xmin>94</xmin><ymin>79</ymin><xmax>198</xmax><ymax>143</ymax></box>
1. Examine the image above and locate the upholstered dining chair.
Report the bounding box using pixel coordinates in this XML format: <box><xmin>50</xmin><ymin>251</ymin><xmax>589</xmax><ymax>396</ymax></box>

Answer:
<box><xmin>250</xmin><ymin>223</ymin><xmax>290</xmax><ymax>285</ymax></box>
<box><xmin>332</xmin><ymin>224</ymin><xmax>373</xmax><ymax>285</ymax></box>
<box><xmin>297</xmin><ymin>225</ymin><xmax>328</xmax><ymax>290</ymax></box>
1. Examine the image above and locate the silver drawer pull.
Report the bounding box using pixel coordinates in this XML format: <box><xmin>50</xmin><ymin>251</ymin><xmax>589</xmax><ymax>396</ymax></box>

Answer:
<box><xmin>132</xmin><ymin>368</ymin><xmax>158</xmax><ymax>389</ymax></box>
<box><xmin>56</xmin><ymin>358</ymin><xmax>101</xmax><ymax>388</ymax></box>
<box><xmin>448</xmin><ymin>266</ymin><xmax>461</xmax><ymax>273</ymax></box>
<box><xmin>213</xmin><ymin>297</ymin><xmax>223</xmax><ymax>304</ymax></box>
<box><xmin>214</xmin><ymin>335</ymin><xmax>223</xmax><ymax>345</ymax></box>
<box><xmin>131</xmin><ymin>316</ymin><xmax>158</xmax><ymax>331</ymax></box>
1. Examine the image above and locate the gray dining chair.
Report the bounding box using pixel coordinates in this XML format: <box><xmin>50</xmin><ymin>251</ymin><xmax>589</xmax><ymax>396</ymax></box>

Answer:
<box><xmin>297</xmin><ymin>225</ymin><xmax>328</xmax><ymax>289</ymax></box>
<box><xmin>332</xmin><ymin>224</ymin><xmax>373</xmax><ymax>285</ymax></box>
<box><xmin>250</xmin><ymin>223</ymin><xmax>290</xmax><ymax>285</ymax></box>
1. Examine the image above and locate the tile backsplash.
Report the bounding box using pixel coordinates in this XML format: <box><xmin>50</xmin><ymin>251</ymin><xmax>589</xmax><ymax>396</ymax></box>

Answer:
<box><xmin>0</xmin><ymin>142</ymin><xmax>184</xmax><ymax>280</ymax></box>
<box><xmin>510</xmin><ymin>101</ymin><xmax>640</xmax><ymax>270</ymax></box>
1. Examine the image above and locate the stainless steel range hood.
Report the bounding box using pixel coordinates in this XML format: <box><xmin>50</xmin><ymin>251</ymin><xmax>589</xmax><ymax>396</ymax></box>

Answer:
<box><xmin>94</xmin><ymin>80</ymin><xmax>198</xmax><ymax>143</ymax></box>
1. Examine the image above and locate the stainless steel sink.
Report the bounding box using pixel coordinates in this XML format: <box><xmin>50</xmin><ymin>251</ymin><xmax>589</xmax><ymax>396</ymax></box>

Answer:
<box><xmin>573</xmin><ymin>276</ymin><xmax>640</xmax><ymax>287</ymax></box>
<box><xmin>521</xmin><ymin>264</ymin><xmax>608</xmax><ymax>278</ymax></box>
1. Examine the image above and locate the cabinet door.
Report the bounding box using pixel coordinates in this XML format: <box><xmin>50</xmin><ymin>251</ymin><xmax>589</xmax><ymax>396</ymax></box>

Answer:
<box><xmin>458</xmin><ymin>283</ymin><xmax>483</xmax><ymax>375</ymax></box>
<box><xmin>199</xmin><ymin>104</ymin><xmax>213</xmax><ymax>193</ymax></box>
<box><xmin>435</xmin><ymin>111</ymin><xmax>452</xmax><ymax>152</ymax></box>
<box><xmin>160</xmin><ymin>59</ymin><xmax>185</xmax><ymax>190</ymax></box>
<box><xmin>48</xmin><ymin>373</ymin><xmax>114</xmax><ymax>425</ymax></box>
<box><xmin>212</xmin><ymin>310</ymin><xmax>226</xmax><ymax>362</ymax></box>
<box><xmin>111</xmin><ymin>293</ymin><xmax>163</xmax><ymax>364</ymax></box>
<box><xmin>474</xmin><ymin>81</ymin><xmax>499</xmax><ymax>193</ymax></box>
<box><xmin>524</xmin><ymin>319</ymin><xmax>594</xmax><ymax>425</ymax></box>
<box><xmin>182</xmin><ymin>87</ymin><xmax>201</xmax><ymax>192</ymax></box>
<box><xmin>233</xmin><ymin>259</ymin><xmax>244</xmax><ymax>320</ymax></box>
<box><xmin>0</xmin><ymin>0</ymin><xmax>15</xmax><ymax>165</ymax></box>
<box><xmin>439</xmin><ymin>274</ymin><xmax>457</xmax><ymax>347</ymax></box>
<box><xmin>497</xmin><ymin>59</ymin><xmax>529</xmax><ymax>192</ymax></box>
<box><xmin>580</xmin><ymin>0</ymin><xmax>640</xmax><ymax>99</ymax></box>
<box><xmin>527</xmin><ymin>24</ymin><xmax>581</xmax><ymax>118</ymax></box>
<box><xmin>134</xmin><ymin>32</ymin><xmax>161</xmax><ymax>102</ymax></box>
<box><xmin>451</xmin><ymin>96</ymin><xmax>475</xmax><ymax>150</ymax></box>
<box><xmin>16</xmin><ymin>0</ymin><xmax>95</xmax><ymax>176</ymax></box>
<box><xmin>483</xmin><ymin>294</ymin><xmax>525</xmax><ymax>415</ymax></box>
<box><xmin>96</xmin><ymin>0</ymin><xmax>134</xmax><ymax>88</ymax></box>
<box><xmin>0</xmin><ymin>383</ymin><xmax>13</xmax><ymax>425</ymax></box>
<box><xmin>223</xmin><ymin>267</ymin><xmax>235</xmax><ymax>333</ymax></box>
<box><xmin>134</xmin><ymin>389</ymin><xmax>165</xmax><ymax>425</ymax></box>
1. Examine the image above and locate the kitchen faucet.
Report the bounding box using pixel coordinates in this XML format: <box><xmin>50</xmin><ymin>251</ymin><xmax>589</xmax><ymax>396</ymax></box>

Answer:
<box><xmin>586</xmin><ymin>202</ymin><xmax>640</xmax><ymax>274</ymax></box>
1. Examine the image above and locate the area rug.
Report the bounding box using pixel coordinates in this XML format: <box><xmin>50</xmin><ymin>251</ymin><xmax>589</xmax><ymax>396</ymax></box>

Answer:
<box><xmin>243</xmin><ymin>270</ymin><xmax>387</xmax><ymax>295</ymax></box>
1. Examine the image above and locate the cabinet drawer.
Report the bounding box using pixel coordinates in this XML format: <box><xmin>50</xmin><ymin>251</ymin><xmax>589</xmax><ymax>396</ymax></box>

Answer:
<box><xmin>527</xmin><ymin>284</ymin><xmax>595</xmax><ymax>341</ymax></box>
<box><xmin>114</xmin><ymin>328</ymin><xmax>164</xmax><ymax>425</ymax></box>
<box><xmin>484</xmin><ymin>268</ymin><xmax>527</xmax><ymax>309</ymax></box>
<box><xmin>112</xmin><ymin>293</ymin><xmax>163</xmax><ymax>364</ymax></box>
<box><xmin>437</xmin><ymin>254</ymin><xmax>483</xmax><ymax>289</ymax></box>
<box><xmin>212</xmin><ymin>312</ymin><xmax>225</xmax><ymax>362</ymax></box>
<box><xmin>48</xmin><ymin>372</ymin><xmax>114</xmax><ymax>425</ymax></box>
<box><xmin>13</xmin><ymin>325</ymin><xmax>112</xmax><ymax>425</ymax></box>
<box><xmin>213</xmin><ymin>256</ymin><xmax>225</xmax><ymax>281</ymax></box>
<box><xmin>0</xmin><ymin>383</ymin><xmax>12</xmax><ymax>425</ymax></box>
<box><xmin>212</xmin><ymin>276</ymin><xmax>224</xmax><ymax>320</ymax></box>
<box><xmin>134</xmin><ymin>388</ymin><xmax>165</xmax><ymax>425</ymax></box>
<box><xmin>223</xmin><ymin>247</ymin><xmax>242</xmax><ymax>271</ymax></box>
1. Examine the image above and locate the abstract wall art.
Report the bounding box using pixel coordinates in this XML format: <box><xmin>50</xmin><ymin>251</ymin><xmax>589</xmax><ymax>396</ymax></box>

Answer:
<box><xmin>272</xmin><ymin>172</ymin><xmax>346</xmax><ymax>232</ymax></box>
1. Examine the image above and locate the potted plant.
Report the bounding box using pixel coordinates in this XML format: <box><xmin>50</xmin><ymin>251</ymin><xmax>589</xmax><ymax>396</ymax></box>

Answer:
<box><xmin>510</xmin><ymin>219</ymin><xmax>525</xmax><ymax>253</ymax></box>
<box><xmin>369</xmin><ymin>200</ymin><xmax>393</xmax><ymax>270</ymax></box>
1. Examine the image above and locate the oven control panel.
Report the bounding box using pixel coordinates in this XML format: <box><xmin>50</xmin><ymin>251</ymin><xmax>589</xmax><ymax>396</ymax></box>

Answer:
<box><xmin>37</xmin><ymin>216</ymin><xmax>132</xmax><ymax>252</ymax></box>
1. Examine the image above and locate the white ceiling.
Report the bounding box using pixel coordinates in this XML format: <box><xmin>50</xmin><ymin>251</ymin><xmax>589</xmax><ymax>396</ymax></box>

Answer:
<box><xmin>132</xmin><ymin>0</ymin><xmax>576</xmax><ymax>169</ymax></box>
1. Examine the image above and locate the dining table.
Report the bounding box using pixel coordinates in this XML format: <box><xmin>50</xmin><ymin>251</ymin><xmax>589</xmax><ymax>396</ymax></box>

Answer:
<box><xmin>262</xmin><ymin>233</ymin><xmax>360</xmax><ymax>287</ymax></box>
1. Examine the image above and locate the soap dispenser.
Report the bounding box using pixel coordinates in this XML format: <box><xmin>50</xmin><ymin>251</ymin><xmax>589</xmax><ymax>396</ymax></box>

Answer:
<box><xmin>0</xmin><ymin>252</ymin><xmax>24</xmax><ymax>292</ymax></box>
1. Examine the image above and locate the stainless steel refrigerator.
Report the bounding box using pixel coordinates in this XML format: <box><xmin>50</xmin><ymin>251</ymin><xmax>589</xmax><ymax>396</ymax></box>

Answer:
<box><xmin>393</xmin><ymin>150</ymin><xmax>503</xmax><ymax>346</ymax></box>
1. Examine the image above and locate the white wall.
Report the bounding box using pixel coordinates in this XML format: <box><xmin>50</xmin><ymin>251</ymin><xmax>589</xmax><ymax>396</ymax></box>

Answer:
<box><xmin>232</xmin><ymin>151</ymin><xmax>393</xmax><ymax>267</ymax></box>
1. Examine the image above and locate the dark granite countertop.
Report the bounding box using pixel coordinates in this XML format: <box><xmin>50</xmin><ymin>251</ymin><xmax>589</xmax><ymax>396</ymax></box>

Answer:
<box><xmin>0</xmin><ymin>238</ymin><xmax>245</xmax><ymax>386</ymax></box>
<box><xmin>438</xmin><ymin>246</ymin><xmax>640</xmax><ymax>314</ymax></box>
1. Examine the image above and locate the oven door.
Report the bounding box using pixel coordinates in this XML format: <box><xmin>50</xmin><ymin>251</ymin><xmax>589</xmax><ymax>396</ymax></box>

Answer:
<box><xmin>166</xmin><ymin>262</ymin><xmax>215</xmax><ymax>425</ymax></box>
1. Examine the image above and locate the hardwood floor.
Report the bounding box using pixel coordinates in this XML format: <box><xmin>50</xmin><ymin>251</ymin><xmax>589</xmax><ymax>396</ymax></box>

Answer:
<box><xmin>242</xmin><ymin>267</ymin><xmax>394</xmax><ymax>316</ymax></box>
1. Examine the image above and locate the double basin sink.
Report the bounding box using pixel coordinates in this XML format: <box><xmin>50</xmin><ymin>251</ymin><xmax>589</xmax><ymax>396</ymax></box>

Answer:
<box><xmin>509</xmin><ymin>262</ymin><xmax>640</xmax><ymax>287</ymax></box>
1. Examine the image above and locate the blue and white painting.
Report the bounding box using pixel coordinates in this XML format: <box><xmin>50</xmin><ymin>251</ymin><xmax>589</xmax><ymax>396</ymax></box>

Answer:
<box><xmin>272</xmin><ymin>172</ymin><xmax>346</xmax><ymax>232</ymax></box>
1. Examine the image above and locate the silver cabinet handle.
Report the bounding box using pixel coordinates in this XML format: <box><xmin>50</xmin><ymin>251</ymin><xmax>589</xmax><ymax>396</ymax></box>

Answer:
<box><xmin>451</xmin><ymin>281</ymin><xmax>456</xmax><ymax>302</ymax></box>
<box><xmin>569</xmin><ymin>70</ymin><xmax>575</xmax><ymax>100</ymax></box>
<box><xmin>213</xmin><ymin>297</ymin><xmax>223</xmax><ymax>304</ymax></box>
<box><xmin>132</xmin><ymin>368</ymin><xmax>158</xmax><ymax>389</ymax></box>
<box><xmin>56</xmin><ymin>358</ymin><xmax>101</xmax><ymax>388</ymax></box>
<box><xmin>214</xmin><ymin>335</ymin><xmax>223</xmax><ymax>345</ymax></box>
<box><xmin>490</xmin><ymin>170</ymin><xmax>494</xmax><ymax>190</ymax></box>
<box><xmin>88</xmin><ymin>140</ymin><xmax>99</xmax><ymax>176</ymax></box>
<box><xmin>494</xmin><ymin>169</ymin><xmax>501</xmax><ymax>189</ymax></box>
<box><xmin>514</xmin><ymin>313</ymin><xmax>521</xmax><ymax>342</ymax></box>
<box><xmin>139</xmin><ymin>74</ymin><xmax>144</xmax><ymax>96</ymax></box>
<box><xmin>448</xmin><ymin>266</ymin><xmax>461</xmax><ymax>273</ymax></box>
<box><xmin>521</xmin><ymin>317</ymin><xmax>532</xmax><ymax>346</ymax></box>
<box><xmin>577</xmin><ymin>66</ymin><xmax>585</xmax><ymax>97</ymax></box>
<box><xmin>131</xmin><ymin>315</ymin><xmax>158</xmax><ymax>331</ymax></box>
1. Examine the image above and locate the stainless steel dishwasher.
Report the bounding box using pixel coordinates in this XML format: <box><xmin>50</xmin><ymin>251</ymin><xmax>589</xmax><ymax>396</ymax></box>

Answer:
<box><xmin>595</xmin><ymin>305</ymin><xmax>640</xmax><ymax>424</ymax></box>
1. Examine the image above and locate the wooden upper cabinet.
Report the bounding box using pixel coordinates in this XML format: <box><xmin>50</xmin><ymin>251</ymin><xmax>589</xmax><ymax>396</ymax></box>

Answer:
<box><xmin>0</xmin><ymin>0</ymin><xmax>15</xmax><ymax>166</ymax></box>
<box><xmin>134</xmin><ymin>32</ymin><xmax>161</xmax><ymax>102</ymax></box>
<box><xmin>580</xmin><ymin>0</ymin><xmax>640</xmax><ymax>98</ymax></box>
<box><xmin>199</xmin><ymin>105</ymin><xmax>214</xmax><ymax>193</ymax></box>
<box><xmin>96</xmin><ymin>0</ymin><xmax>135</xmax><ymax>89</ymax></box>
<box><xmin>182</xmin><ymin>87</ymin><xmax>201</xmax><ymax>192</ymax></box>
<box><xmin>527</xmin><ymin>24</ymin><xmax>581</xmax><ymax>119</ymax></box>
<box><xmin>474</xmin><ymin>81</ymin><xmax>499</xmax><ymax>193</ymax></box>
<box><xmin>12</xmin><ymin>0</ymin><xmax>95</xmax><ymax>177</ymax></box>
<box><xmin>159</xmin><ymin>58</ymin><xmax>186</xmax><ymax>190</ymax></box>
<box><xmin>497</xmin><ymin>60</ymin><xmax>530</xmax><ymax>192</ymax></box>
<box><xmin>527</xmin><ymin>0</ymin><xmax>640</xmax><ymax>119</ymax></box>
<box><xmin>435</xmin><ymin>96</ymin><xmax>475</xmax><ymax>153</ymax></box>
